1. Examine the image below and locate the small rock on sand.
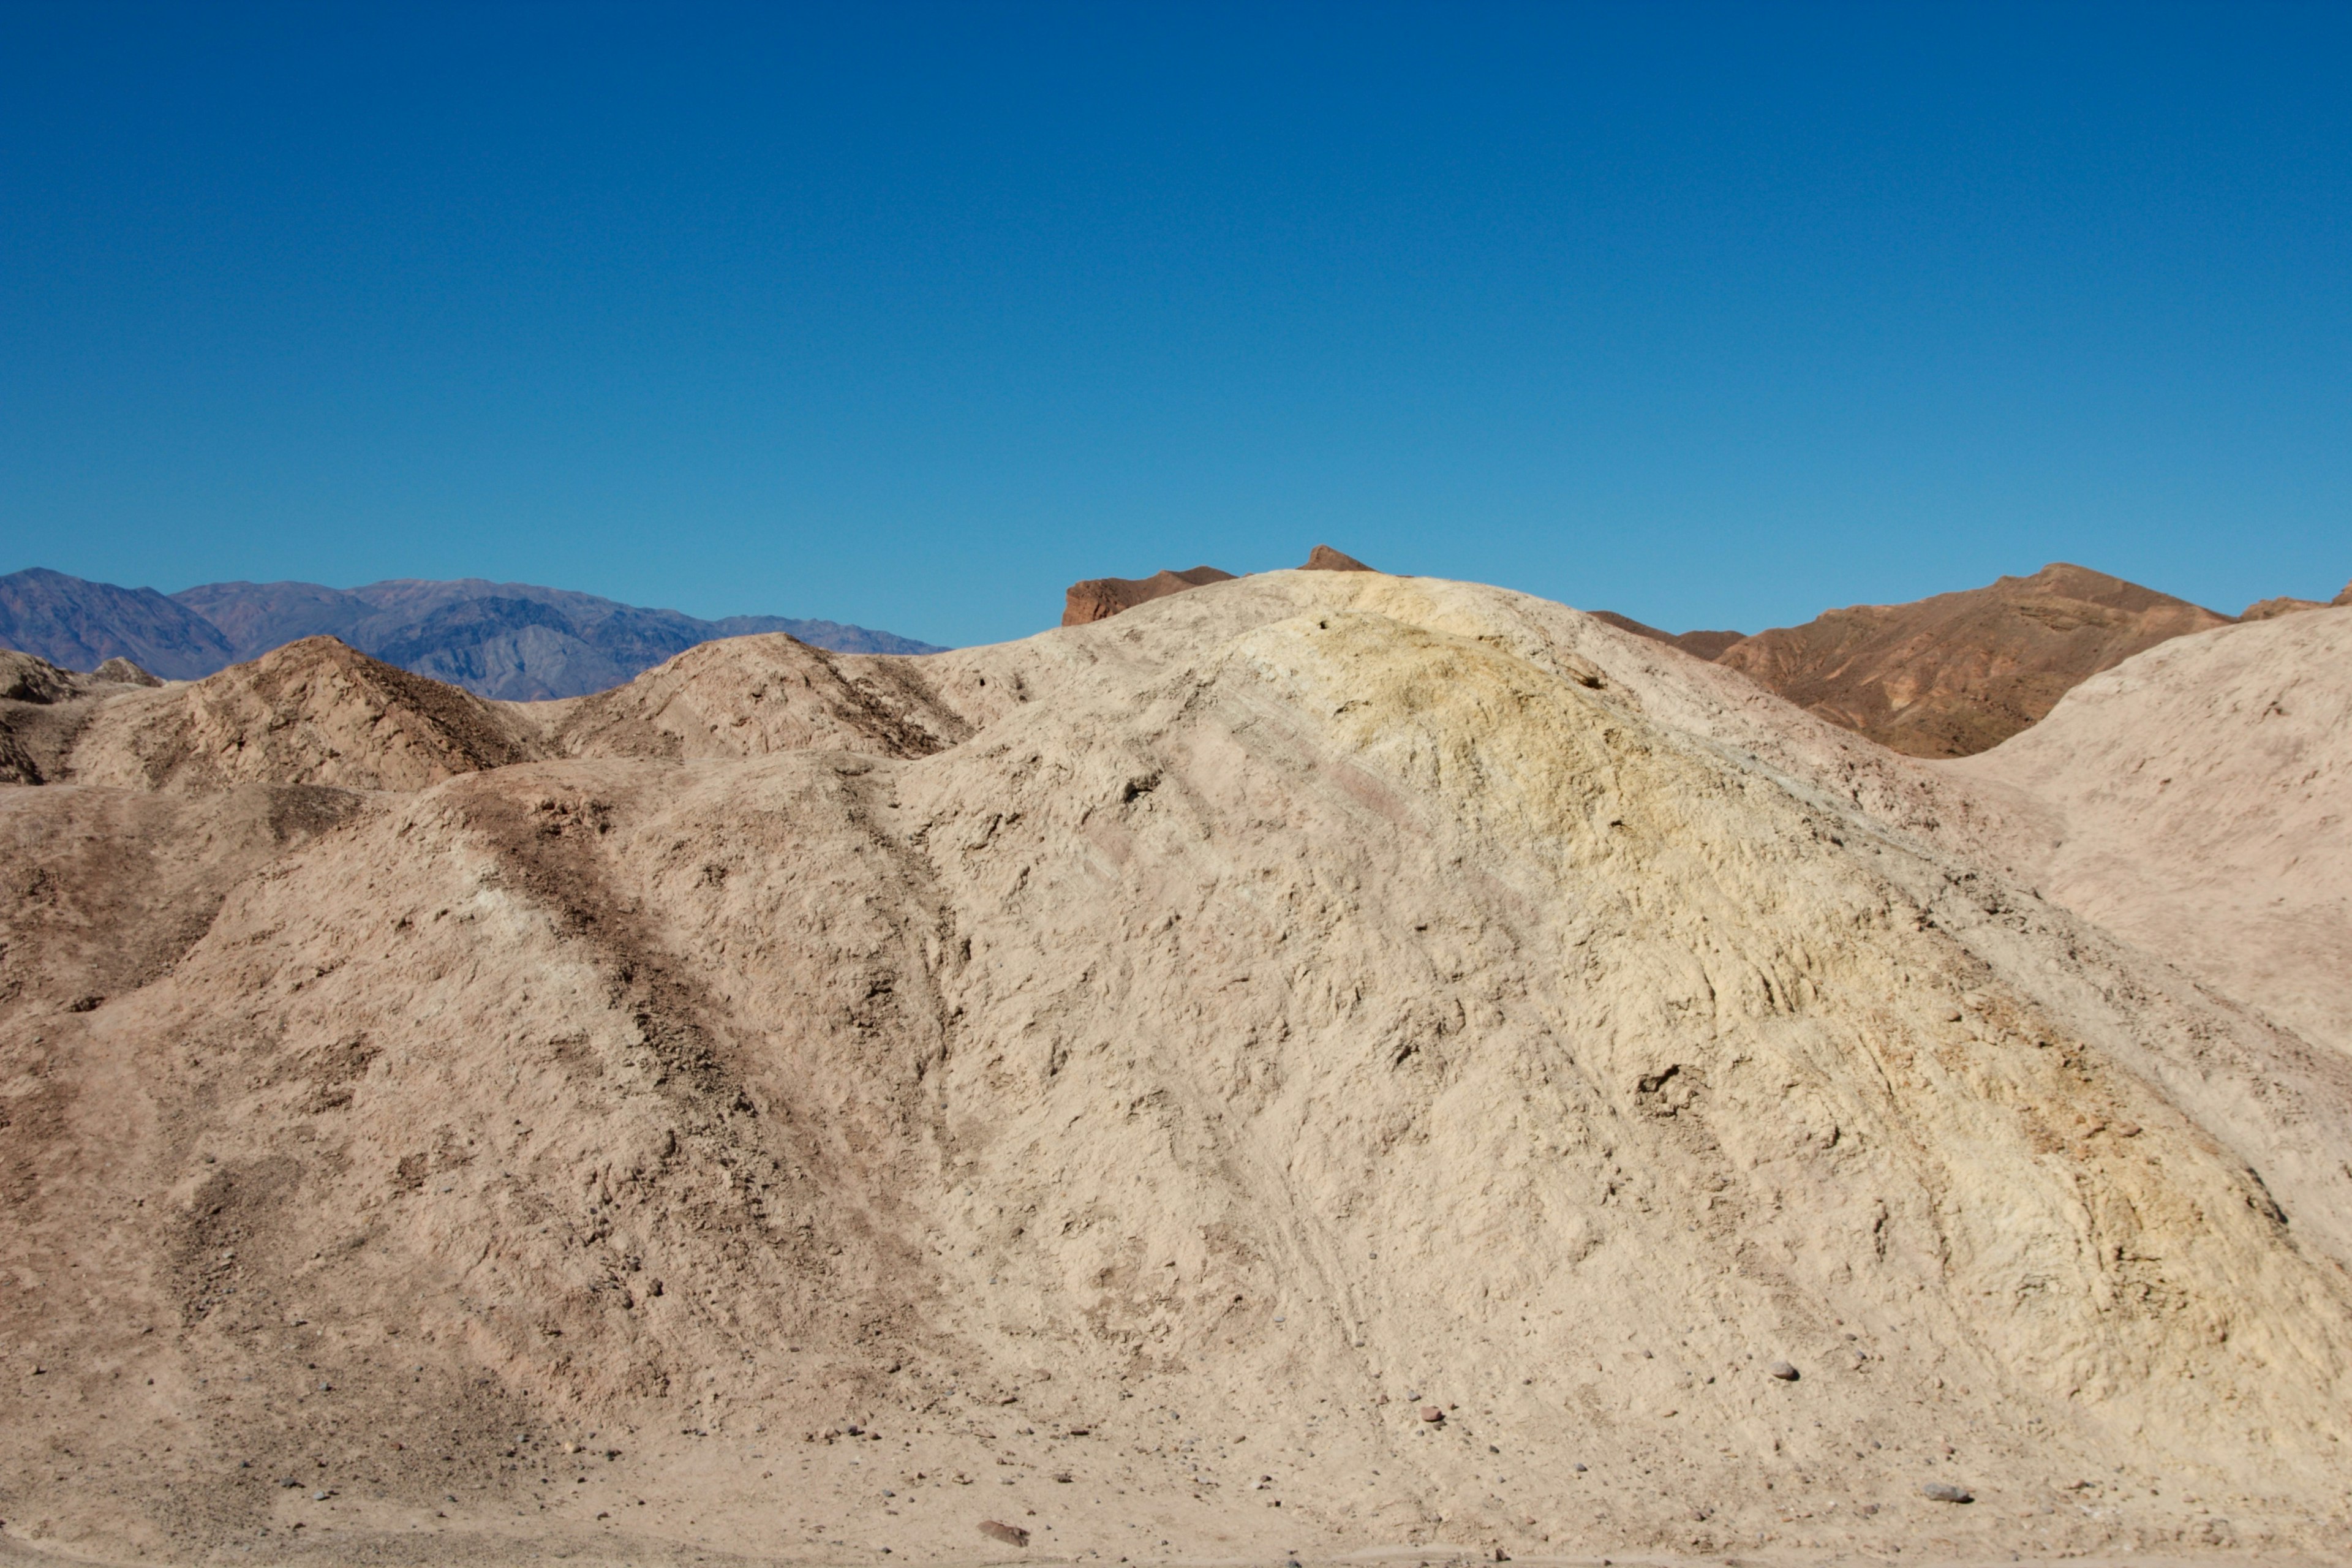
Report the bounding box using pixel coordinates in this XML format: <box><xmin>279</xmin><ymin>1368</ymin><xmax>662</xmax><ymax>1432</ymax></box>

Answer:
<box><xmin>979</xmin><ymin>1519</ymin><xmax>1031</xmax><ymax>1547</ymax></box>
<box><xmin>1767</xmin><ymin>1361</ymin><xmax>1800</xmax><ymax>1381</ymax></box>
<box><xmin>1920</xmin><ymin>1481</ymin><xmax>1973</xmax><ymax>1503</ymax></box>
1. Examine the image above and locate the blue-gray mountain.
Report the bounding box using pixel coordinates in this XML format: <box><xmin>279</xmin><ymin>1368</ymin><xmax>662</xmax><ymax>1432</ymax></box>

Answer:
<box><xmin>0</xmin><ymin>568</ymin><xmax>945</xmax><ymax>699</ymax></box>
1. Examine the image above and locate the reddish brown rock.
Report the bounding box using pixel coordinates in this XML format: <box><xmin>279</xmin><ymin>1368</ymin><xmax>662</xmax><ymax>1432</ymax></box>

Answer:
<box><xmin>2241</xmin><ymin>596</ymin><xmax>2329</xmax><ymax>621</ymax></box>
<box><xmin>978</xmin><ymin>1520</ymin><xmax>1031</xmax><ymax>1547</ymax></box>
<box><xmin>1061</xmin><ymin>566</ymin><xmax>1237</xmax><ymax>627</ymax></box>
<box><xmin>1060</xmin><ymin>546</ymin><xmax>1379</xmax><ymax>627</ymax></box>
<box><xmin>1590</xmin><ymin>611</ymin><xmax>1746</xmax><ymax>662</ymax></box>
<box><xmin>1711</xmin><ymin>563</ymin><xmax>2230</xmax><ymax>758</ymax></box>
<box><xmin>1300</xmin><ymin>544</ymin><xmax>1376</xmax><ymax>572</ymax></box>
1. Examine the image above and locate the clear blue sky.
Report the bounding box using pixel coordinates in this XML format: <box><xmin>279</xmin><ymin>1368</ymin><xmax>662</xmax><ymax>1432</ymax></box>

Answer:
<box><xmin>4</xmin><ymin>2</ymin><xmax>2348</xmax><ymax>646</ymax></box>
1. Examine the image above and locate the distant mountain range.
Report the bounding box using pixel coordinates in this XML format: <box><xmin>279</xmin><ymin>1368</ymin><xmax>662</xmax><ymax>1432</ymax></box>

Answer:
<box><xmin>0</xmin><ymin>568</ymin><xmax>945</xmax><ymax>699</ymax></box>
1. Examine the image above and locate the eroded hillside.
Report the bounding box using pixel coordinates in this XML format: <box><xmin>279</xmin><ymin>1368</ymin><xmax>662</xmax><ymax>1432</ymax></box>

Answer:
<box><xmin>4</xmin><ymin>572</ymin><xmax>2349</xmax><ymax>1568</ymax></box>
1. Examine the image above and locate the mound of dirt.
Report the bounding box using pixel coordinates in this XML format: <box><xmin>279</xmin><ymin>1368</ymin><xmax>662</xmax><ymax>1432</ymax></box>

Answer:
<box><xmin>1942</xmin><ymin>606</ymin><xmax>2352</xmax><ymax>1056</ymax></box>
<box><xmin>1713</xmin><ymin>562</ymin><xmax>2231</xmax><ymax>757</ymax></box>
<box><xmin>62</xmin><ymin>636</ymin><xmax>545</xmax><ymax>792</ymax></box>
<box><xmin>6</xmin><ymin>568</ymin><xmax>2352</xmax><ymax>1567</ymax></box>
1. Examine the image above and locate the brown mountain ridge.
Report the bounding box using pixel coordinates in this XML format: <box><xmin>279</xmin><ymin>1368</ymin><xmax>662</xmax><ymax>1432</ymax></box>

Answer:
<box><xmin>1602</xmin><ymin>562</ymin><xmax>2251</xmax><ymax>757</ymax></box>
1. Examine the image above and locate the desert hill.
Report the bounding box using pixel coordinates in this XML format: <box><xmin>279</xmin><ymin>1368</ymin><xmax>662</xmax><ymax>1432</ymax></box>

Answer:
<box><xmin>0</xmin><ymin>649</ymin><xmax>168</xmax><ymax>785</ymax></box>
<box><xmin>1586</xmin><ymin>564</ymin><xmax>2328</xmax><ymax>758</ymax></box>
<box><xmin>61</xmin><ymin>637</ymin><xmax>545</xmax><ymax>793</ymax></box>
<box><xmin>1707</xmin><ymin>563</ymin><xmax>2231</xmax><ymax>758</ymax></box>
<box><xmin>4</xmin><ymin>571</ymin><xmax>2352</xmax><ymax>1567</ymax></box>
<box><xmin>1942</xmin><ymin>606</ymin><xmax>2352</xmax><ymax>1057</ymax></box>
<box><xmin>1</xmin><ymin>568</ymin><xmax>944</xmax><ymax>701</ymax></box>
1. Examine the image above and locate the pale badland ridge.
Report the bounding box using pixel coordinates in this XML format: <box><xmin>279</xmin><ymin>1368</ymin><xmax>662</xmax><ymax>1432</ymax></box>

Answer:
<box><xmin>2</xmin><ymin>555</ymin><xmax>2350</xmax><ymax>1568</ymax></box>
<box><xmin>1074</xmin><ymin>551</ymin><xmax>2348</xmax><ymax>759</ymax></box>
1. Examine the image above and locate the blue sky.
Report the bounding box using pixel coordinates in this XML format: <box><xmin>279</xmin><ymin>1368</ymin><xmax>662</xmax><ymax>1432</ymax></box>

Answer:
<box><xmin>4</xmin><ymin>2</ymin><xmax>2348</xmax><ymax>646</ymax></box>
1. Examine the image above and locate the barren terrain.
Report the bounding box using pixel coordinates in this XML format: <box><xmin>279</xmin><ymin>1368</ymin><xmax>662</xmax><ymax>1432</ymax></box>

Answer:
<box><xmin>4</xmin><ymin>570</ymin><xmax>2349</xmax><ymax>1568</ymax></box>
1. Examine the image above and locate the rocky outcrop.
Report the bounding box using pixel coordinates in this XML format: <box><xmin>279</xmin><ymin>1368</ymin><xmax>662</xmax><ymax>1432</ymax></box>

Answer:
<box><xmin>1060</xmin><ymin>565</ymin><xmax>1238</xmax><ymax>626</ymax></box>
<box><xmin>1711</xmin><ymin>562</ymin><xmax>2231</xmax><ymax>757</ymax></box>
<box><xmin>1060</xmin><ymin>546</ymin><xmax>1379</xmax><ymax>627</ymax></box>
<box><xmin>1300</xmin><ymin>543</ymin><xmax>1376</xmax><ymax>571</ymax></box>
<box><xmin>2242</xmin><ymin>595</ymin><xmax>2331</xmax><ymax>620</ymax></box>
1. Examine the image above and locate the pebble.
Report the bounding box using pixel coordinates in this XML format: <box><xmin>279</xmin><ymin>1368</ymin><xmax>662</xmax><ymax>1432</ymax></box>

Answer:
<box><xmin>1920</xmin><ymin>1481</ymin><xmax>1973</xmax><ymax>1503</ymax></box>
<box><xmin>1419</xmin><ymin>1406</ymin><xmax>1444</xmax><ymax>1423</ymax></box>
<box><xmin>979</xmin><ymin>1518</ymin><xmax>1031</xmax><ymax>1547</ymax></box>
<box><xmin>1766</xmin><ymin>1361</ymin><xmax>1800</xmax><ymax>1381</ymax></box>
